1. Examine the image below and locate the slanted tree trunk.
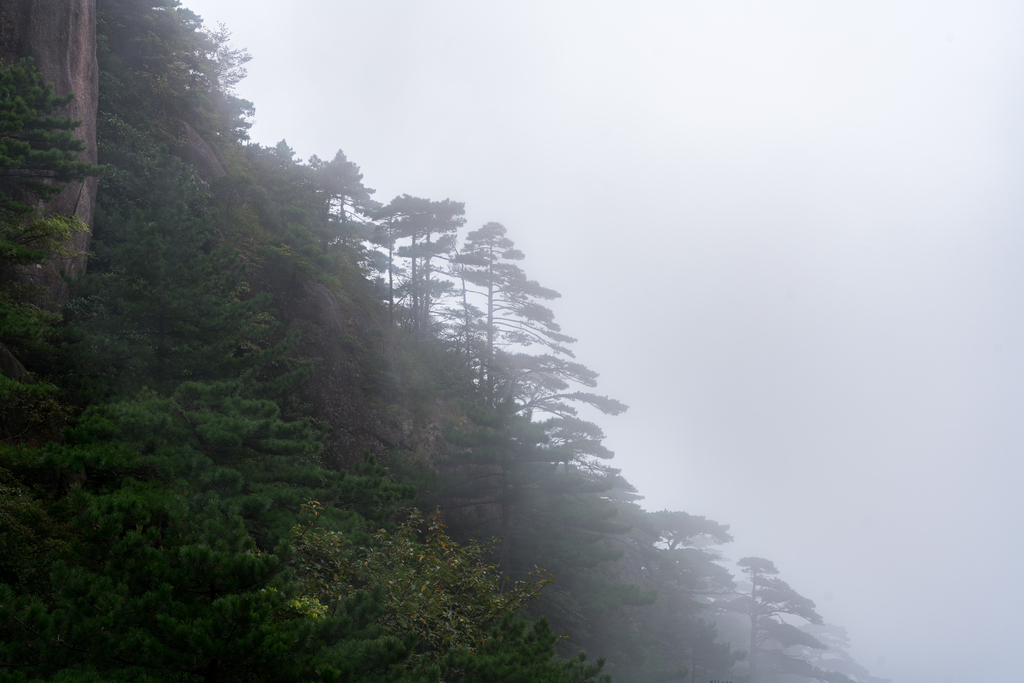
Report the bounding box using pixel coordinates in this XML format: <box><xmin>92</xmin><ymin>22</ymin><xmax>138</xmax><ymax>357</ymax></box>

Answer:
<box><xmin>749</xmin><ymin>573</ymin><xmax>759</xmax><ymax>683</ymax></box>
<box><xmin>484</xmin><ymin>241</ymin><xmax>496</xmax><ymax>404</ymax></box>
<box><xmin>423</xmin><ymin>232</ymin><xmax>432</xmax><ymax>334</ymax></box>
<box><xmin>497</xmin><ymin>459</ymin><xmax>512</xmax><ymax>593</ymax></box>
<box><xmin>388</xmin><ymin>237</ymin><xmax>395</xmax><ymax>328</ymax></box>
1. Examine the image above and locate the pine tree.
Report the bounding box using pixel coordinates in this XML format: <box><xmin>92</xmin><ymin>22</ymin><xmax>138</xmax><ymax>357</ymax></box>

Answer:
<box><xmin>0</xmin><ymin>58</ymin><xmax>98</xmax><ymax>437</ymax></box>
<box><xmin>602</xmin><ymin>505</ymin><xmax>740</xmax><ymax>683</ymax></box>
<box><xmin>309</xmin><ymin>149</ymin><xmax>378</xmax><ymax>250</ymax></box>
<box><xmin>376</xmin><ymin>195</ymin><xmax>465</xmax><ymax>337</ymax></box>
<box><xmin>96</xmin><ymin>0</ymin><xmax>254</xmax><ymax>147</ymax></box>
<box><xmin>74</xmin><ymin>156</ymin><xmax>285</xmax><ymax>399</ymax></box>
<box><xmin>736</xmin><ymin>557</ymin><xmax>825</xmax><ymax>683</ymax></box>
<box><xmin>0</xmin><ymin>58</ymin><xmax>96</xmax><ymax>220</ymax></box>
<box><xmin>452</xmin><ymin>223</ymin><xmax>626</xmax><ymax>423</ymax></box>
<box><xmin>443</xmin><ymin>398</ymin><xmax>550</xmax><ymax>581</ymax></box>
<box><xmin>441</xmin><ymin>614</ymin><xmax>611</xmax><ymax>683</ymax></box>
<box><xmin>455</xmin><ymin>222</ymin><xmax>570</xmax><ymax>401</ymax></box>
<box><xmin>0</xmin><ymin>56</ymin><xmax>96</xmax><ymax>329</ymax></box>
<box><xmin>441</xmin><ymin>397</ymin><xmax>651</xmax><ymax>663</ymax></box>
<box><xmin>0</xmin><ymin>387</ymin><xmax>415</xmax><ymax>683</ymax></box>
<box><xmin>291</xmin><ymin>507</ymin><xmax>555</xmax><ymax>668</ymax></box>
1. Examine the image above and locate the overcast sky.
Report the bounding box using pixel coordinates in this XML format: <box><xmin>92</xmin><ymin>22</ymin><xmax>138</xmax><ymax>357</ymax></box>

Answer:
<box><xmin>181</xmin><ymin>2</ymin><xmax>1024</xmax><ymax>681</ymax></box>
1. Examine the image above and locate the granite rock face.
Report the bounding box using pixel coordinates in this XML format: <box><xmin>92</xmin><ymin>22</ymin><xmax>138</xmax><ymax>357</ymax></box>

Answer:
<box><xmin>0</xmin><ymin>341</ymin><xmax>31</xmax><ymax>382</ymax></box>
<box><xmin>270</xmin><ymin>272</ymin><xmax>404</xmax><ymax>466</ymax></box>
<box><xmin>265</xmin><ymin>270</ymin><xmax>453</xmax><ymax>470</ymax></box>
<box><xmin>0</xmin><ymin>3</ymin><xmax>446</xmax><ymax>468</ymax></box>
<box><xmin>175</xmin><ymin>121</ymin><xmax>228</xmax><ymax>183</ymax></box>
<box><xmin>0</xmin><ymin>0</ymin><xmax>98</xmax><ymax>302</ymax></box>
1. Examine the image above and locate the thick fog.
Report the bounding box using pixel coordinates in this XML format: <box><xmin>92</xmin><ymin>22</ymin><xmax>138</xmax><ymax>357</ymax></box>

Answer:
<box><xmin>182</xmin><ymin>2</ymin><xmax>1024</xmax><ymax>681</ymax></box>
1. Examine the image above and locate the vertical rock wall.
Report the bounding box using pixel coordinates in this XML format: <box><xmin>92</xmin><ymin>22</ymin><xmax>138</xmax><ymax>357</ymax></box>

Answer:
<box><xmin>0</xmin><ymin>0</ymin><xmax>98</xmax><ymax>303</ymax></box>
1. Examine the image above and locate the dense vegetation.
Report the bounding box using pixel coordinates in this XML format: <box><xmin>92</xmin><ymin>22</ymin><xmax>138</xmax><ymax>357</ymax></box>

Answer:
<box><xmin>0</xmin><ymin>3</ymin><xmax>888</xmax><ymax>683</ymax></box>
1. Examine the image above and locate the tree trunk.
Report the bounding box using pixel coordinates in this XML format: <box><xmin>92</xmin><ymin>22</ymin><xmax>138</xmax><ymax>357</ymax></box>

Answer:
<box><xmin>749</xmin><ymin>574</ymin><xmax>758</xmax><ymax>683</ymax></box>
<box><xmin>423</xmin><ymin>233</ymin><xmax>432</xmax><ymax>334</ymax></box>
<box><xmin>387</xmin><ymin>240</ymin><xmax>394</xmax><ymax>328</ymax></box>
<box><xmin>409</xmin><ymin>233</ymin><xmax>418</xmax><ymax>337</ymax></box>
<box><xmin>485</xmin><ymin>243</ymin><xmax>495</xmax><ymax>404</ymax></box>
<box><xmin>497</xmin><ymin>461</ymin><xmax>512</xmax><ymax>593</ymax></box>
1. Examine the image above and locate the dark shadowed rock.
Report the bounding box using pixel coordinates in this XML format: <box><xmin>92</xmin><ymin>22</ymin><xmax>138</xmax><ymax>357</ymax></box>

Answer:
<box><xmin>267</xmin><ymin>271</ymin><xmax>451</xmax><ymax>470</ymax></box>
<box><xmin>174</xmin><ymin>121</ymin><xmax>228</xmax><ymax>182</ymax></box>
<box><xmin>0</xmin><ymin>341</ymin><xmax>32</xmax><ymax>383</ymax></box>
<box><xmin>0</xmin><ymin>0</ymin><xmax>98</xmax><ymax>304</ymax></box>
<box><xmin>270</xmin><ymin>272</ymin><xmax>404</xmax><ymax>467</ymax></box>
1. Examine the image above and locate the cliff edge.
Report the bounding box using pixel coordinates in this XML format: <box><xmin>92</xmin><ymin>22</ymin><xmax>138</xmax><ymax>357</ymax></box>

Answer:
<box><xmin>0</xmin><ymin>0</ymin><xmax>98</xmax><ymax>303</ymax></box>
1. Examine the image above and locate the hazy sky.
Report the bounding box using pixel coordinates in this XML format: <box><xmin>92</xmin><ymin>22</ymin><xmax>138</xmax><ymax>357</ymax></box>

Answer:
<box><xmin>181</xmin><ymin>2</ymin><xmax>1024</xmax><ymax>681</ymax></box>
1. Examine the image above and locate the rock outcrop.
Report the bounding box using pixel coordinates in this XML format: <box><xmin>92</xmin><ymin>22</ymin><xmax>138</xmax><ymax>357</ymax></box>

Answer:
<box><xmin>0</xmin><ymin>341</ymin><xmax>32</xmax><ymax>382</ymax></box>
<box><xmin>269</xmin><ymin>272</ymin><xmax>403</xmax><ymax>466</ymax></box>
<box><xmin>265</xmin><ymin>270</ymin><xmax>454</xmax><ymax>469</ymax></box>
<box><xmin>0</xmin><ymin>2</ymin><xmax>448</xmax><ymax>470</ymax></box>
<box><xmin>174</xmin><ymin>121</ymin><xmax>228</xmax><ymax>183</ymax></box>
<box><xmin>0</xmin><ymin>0</ymin><xmax>98</xmax><ymax>303</ymax></box>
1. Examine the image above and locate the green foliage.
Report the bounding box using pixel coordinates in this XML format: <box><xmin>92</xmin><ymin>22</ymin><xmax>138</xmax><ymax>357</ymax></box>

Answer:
<box><xmin>309</xmin><ymin>148</ymin><xmax>380</xmax><ymax>253</ymax></box>
<box><xmin>500</xmin><ymin>352</ymin><xmax>627</xmax><ymax>419</ymax></box>
<box><xmin>0</xmin><ymin>59</ymin><xmax>96</xmax><ymax>216</ymax></box>
<box><xmin>0</xmin><ymin>466</ymin><xmax>71</xmax><ymax>593</ymax></box>
<box><xmin>0</xmin><ymin>58</ymin><xmax>98</xmax><ymax>442</ymax></box>
<box><xmin>74</xmin><ymin>156</ymin><xmax>291</xmax><ymax>399</ymax></box>
<box><xmin>456</xmin><ymin>221</ymin><xmax>570</xmax><ymax>358</ymax></box>
<box><xmin>96</xmin><ymin>0</ymin><xmax>253</xmax><ymax>146</ymax></box>
<box><xmin>0</xmin><ymin>213</ymin><xmax>90</xmax><ymax>275</ymax></box>
<box><xmin>0</xmin><ymin>375</ymin><xmax>71</xmax><ymax>443</ymax></box>
<box><xmin>440</xmin><ymin>399</ymin><xmax>662</xmax><ymax>669</ymax></box>
<box><xmin>94</xmin><ymin>111</ymin><xmax>164</xmax><ymax>214</ymax></box>
<box><xmin>0</xmin><ymin>3</ymin><xmax>853</xmax><ymax>682</ymax></box>
<box><xmin>440</xmin><ymin>614</ymin><xmax>611</xmax><ymax>683</ymax></box>
<box><xmin>0</xmin><ymin>429</ymin><xmax>306</xmax><ymax>681</ymax></box>
<box><xmin>735</xmin><ymin>557</ymin><xmax>825</xmax><ymax>683</ymax></box>
<box><xmin>0</xmin><ymin>377</ymin><xmax>418</xmax><ymax>682</ymax></box>
<box><xmin>362</xmin><ymin>513</ymin><xmax>551</xmax><ymax>655</ymax></box>
<box><xmin>376</xmin><ymin>194</ymin><xmax>465</xmax><ymax>336</ymax></box>
<box><xmin>784</xmin><ymin>624</ymin><xmax>890</xmax><ymax>683</ymax></box>
<box><xmin>63</xmin><ymin>380</ymin><xmax>413</xmax><ymax>539</ymax></box>
<box><xmin>292</xmin><ymin>506</ymin><xmax>553</xmax><ymax>664</ymax></box>
<box><xmin>0</xmin><ymin>280</ymin><xmax>76</xmax><ymax>438</ymax></box>
<box><xmin>0</xmin><ymin>287</ymin><xmax>60</xmax><ymax>349</ymax></box>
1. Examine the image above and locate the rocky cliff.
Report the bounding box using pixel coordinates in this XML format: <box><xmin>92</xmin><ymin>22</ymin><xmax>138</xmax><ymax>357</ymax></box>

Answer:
<box><xmin>0</xmin><ymin>0</ymin><xmax>98</xmax><ymax>303</ymax></box>
<box><xmin>266</xmin><ymin>269</ymin><xmax>452</xmax><ymax>469</ymax></box>
<box><xmin>0</xmin><ymin>2</ymin><xmax>446</xmax><ymax>466</ymax></box>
